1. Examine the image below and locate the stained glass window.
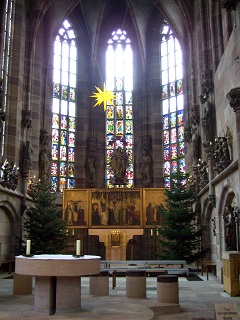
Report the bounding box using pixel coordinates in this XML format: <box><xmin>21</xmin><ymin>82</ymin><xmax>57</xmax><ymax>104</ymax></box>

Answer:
<box><xmin>105</xmin><ymin>29</ymin><xmax>133</xmax><ymax>188</ymax></box>
<box><xmin>51</xmin><ymin>20</ymin><xmax>76</xmax><ymax>192</ymax></box>
<box><xmin>1</xmin><ymin>0</ymin><xmax>13</xmax><ymax>156</ymax></box>
<box><xmin>160</xmin><ymin>22</ymin><xmax>185</xmax><ymax>188</ymax></box>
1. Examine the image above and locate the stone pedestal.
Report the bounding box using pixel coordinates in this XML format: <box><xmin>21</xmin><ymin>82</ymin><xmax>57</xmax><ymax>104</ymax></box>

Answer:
<box><xmin>34</xmin><ymin>276</ymin><xmax>55</xmax><ymax>313</ymax></box>
<box><xmin>126</xmin><ymin>270</ymin><xmax>146</xmax><ymax>298</ymax></box>
<box><xmin>89</xmin><ymin>229</ymin><xmax>144</xmax><ymax>260</ymax></box>
<box><xmin>89</xmin><ymin>271</ymin><xmax>109</xmax><ymax>296</ymax></box>
<box><xmin>13</xmin><ymin>273</ymin><xmax>32</xmax><ymax>295</ymax></box>
<box><xmin>34</xmin><ymin>276</ymin><xmax>82</xmax><ymax>314</ymax></box>
<box><xmin>56</xmin><ymin>277</ymin><xmax>81</xmax><ymax>313</ymax></box>
<box><xmin>106</xmin><ymin>245</ymin><xmax>125</xmax><ymax>260</ymax></box>
<box><xmin>157</xmin><ymin>275</ymin><xmax>179</xmax><ymax>304</ymax></box>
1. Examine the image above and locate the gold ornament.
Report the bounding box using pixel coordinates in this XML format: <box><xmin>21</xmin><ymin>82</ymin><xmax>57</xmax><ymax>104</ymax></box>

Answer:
<box><xmin>91</xmin><ymin>83</ymin><xmax>116</xmax><ymax>111</ymax></box>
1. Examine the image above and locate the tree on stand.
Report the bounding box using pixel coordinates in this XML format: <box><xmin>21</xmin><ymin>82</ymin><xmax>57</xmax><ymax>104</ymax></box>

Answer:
<box><xmin>154</xmin><ymin>169</ymin><xmax>207</xmax><ymax>264</ymax></box>
<box><xmin>23</xmin><ymin>181</ymin><xmax>68</xmax><ymax>254</ymax></box>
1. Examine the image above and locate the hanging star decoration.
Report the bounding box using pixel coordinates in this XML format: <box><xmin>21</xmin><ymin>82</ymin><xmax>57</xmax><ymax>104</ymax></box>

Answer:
<box><xmin>90</xmin><ymin>83</ymin><xmax>116</xmax><ymax>111</ymax></box>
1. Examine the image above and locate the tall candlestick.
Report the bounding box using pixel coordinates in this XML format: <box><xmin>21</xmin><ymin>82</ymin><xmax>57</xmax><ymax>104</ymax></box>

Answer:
<box><xmin>26</xmin><ymin>240</ymin><xmax>31</xmax><ymax>255</ymax></box>
<box><xmin>76</xmin><ymin>240</ymin><xmax>81</xmax><ymax>256</ymax></box>
<box><xmin>122</xmin><ymin>233</ymin><xmax>127</xmax><ymax>246</ymax></box>
<box><xmin>104</xmin><ymin>234</ymin><xmax>108</xmax><ymax>246</ymax></box>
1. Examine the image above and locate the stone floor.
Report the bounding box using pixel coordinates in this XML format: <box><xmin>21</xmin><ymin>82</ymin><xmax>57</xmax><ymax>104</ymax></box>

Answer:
<box><xmin>0</xmin><ymin>271</ymin><xmax>240</xmax><ymax>319</ymax></box>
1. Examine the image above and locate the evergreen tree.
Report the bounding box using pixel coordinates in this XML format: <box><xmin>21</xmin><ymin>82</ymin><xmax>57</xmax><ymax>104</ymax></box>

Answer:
<box><xmin>155</xmin><ymin>168</ymin><xmax>206</xmax><ymax>264</ymax></box>
<box><xmin>23</xmin><ymin>181</ymin><xmax>68</xmax><ymax>254</ymax></box>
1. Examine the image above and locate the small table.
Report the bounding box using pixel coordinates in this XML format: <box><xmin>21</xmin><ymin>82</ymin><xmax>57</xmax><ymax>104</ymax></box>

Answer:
<box><xmin>15</xmin><ymin>254</ymin><xmax>100</xmax><ymax>314</ymax></box>
<box><xmin>200</xmin><ymin>260</ymin><xmax>216</xmax><ymax>280</ymax></box>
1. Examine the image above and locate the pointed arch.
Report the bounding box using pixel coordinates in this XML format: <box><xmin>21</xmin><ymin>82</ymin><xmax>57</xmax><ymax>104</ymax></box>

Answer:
<box><xmin>160</xmin><ymin>21</ymin><xmax>185</xmax><ymax>188</ymax></box>
<box><xmin>51</xmin><ymin>19</ymin><xmax>77</xmax><ymax>192</ymax></box>
<box><xmin>105</xmin><ymin>28</ymin><xmax>134</xmax><ymax>188</ymax></box>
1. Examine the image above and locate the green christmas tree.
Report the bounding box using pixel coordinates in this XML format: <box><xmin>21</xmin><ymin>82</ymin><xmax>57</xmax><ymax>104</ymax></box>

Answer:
<box><xmin>23</xmin><ymin>181</ymin><xmax>68</xmax><ymax>254</ymax></box>
<box><xmin>155</xmin><ymin>168</ymin><xmax>206</xmax><ymax>264</ymax></box>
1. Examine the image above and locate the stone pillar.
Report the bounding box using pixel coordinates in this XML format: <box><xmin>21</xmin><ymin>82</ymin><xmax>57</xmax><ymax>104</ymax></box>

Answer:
<box><xmin>126</xmin><ymin>270</ymin><xmax>146</xmax><ymax>298</ymax></box>
<box><xmin>89</xmin><ymin>271</ymin><xmax>109</xmax><ymax>296</ymax></box>
<box><xmin>226</xmin><ymin>87</ymin><xmax>240</xmax><ymax>181</ymax></box>
<box><xmin>157</xmin><ymin>275</ymin><xmax>179</xmax><ymax>304</ymax></box>
<box><xmin>13</xmin><ymin>273</ymin><xmax>32</xmax><ymax>295</ymax></box>
<box><xmin>34</xmin><ymin>276</ymin><xmax>82</xmax><ymax>314</ymax></box>
<box><xmin>56</xmin><ymin>276</ymin><xmax>81</xmax><ymax>313</ymax></box>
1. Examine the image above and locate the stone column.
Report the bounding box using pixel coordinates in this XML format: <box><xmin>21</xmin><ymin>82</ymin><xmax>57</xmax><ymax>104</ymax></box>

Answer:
<box><xmin>226</xmin><ymin>87</ymin><xmax>240</xmax><ymax>181</ymax></box>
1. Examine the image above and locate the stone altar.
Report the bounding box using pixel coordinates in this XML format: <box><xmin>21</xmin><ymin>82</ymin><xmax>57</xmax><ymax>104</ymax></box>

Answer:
<box><xmin>15</xmin><ymin>254</ymin><xmax>100</xmax><ymax>314</ymax></box>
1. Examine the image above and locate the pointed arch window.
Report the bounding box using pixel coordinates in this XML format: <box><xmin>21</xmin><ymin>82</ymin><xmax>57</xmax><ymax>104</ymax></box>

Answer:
<box><xmin>160</xmin><ymin>22</ymin><xmax>185</xmax><ymax>188</ymax></box>
<box><xmin>105</xmin><ymin>29</ymin><xmax>134</xmax><ymax>188</ymax></box>
<box><xmin>51</xmin><ymin>20</ymin><xmax>77</xmax><ymax>192</ymax></box>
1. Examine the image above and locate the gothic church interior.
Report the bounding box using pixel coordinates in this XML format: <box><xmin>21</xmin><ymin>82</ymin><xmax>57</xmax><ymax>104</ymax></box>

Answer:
<box><xmin>0</xmin><ymin>0</ymin><xmax>240</xmax><ymax>284</ymax></box>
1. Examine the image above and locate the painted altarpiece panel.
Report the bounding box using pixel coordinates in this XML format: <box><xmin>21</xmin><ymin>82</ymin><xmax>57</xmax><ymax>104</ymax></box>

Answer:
<box><xmin>63</xmin><ymin>188</ymin><xmax>165</xmax><ymax>229</ymax></box>
<box><xmin>90</xmin><ymin>189</ymin><xmax>143</xmax><ymax>228</ymax></box>
<box><xmin>143</xmin><ymin>188</ymin><xmax>165</xmax><ymax>227</ymax></box>
<box><xmin>62</xmin><ymin>189</ymin><xmax>89</xmax><ymax>228</ymax></box>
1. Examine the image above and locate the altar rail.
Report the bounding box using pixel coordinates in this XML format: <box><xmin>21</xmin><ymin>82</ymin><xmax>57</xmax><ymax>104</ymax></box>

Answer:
<box><xmin>100</xmin><ymin>260</ymin><xmax>189</xmax><ymax>288</ymax></box>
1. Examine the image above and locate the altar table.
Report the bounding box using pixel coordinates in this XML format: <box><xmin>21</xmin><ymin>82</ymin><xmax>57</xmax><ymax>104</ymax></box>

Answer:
<box><xmin>15</xmin><ymin>254</ymin><xmax>100</xmax><ymax>314</ymax></box>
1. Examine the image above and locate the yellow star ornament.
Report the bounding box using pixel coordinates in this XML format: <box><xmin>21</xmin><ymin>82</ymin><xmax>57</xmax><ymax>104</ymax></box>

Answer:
<box><xmin>91</xmin><ymin>83</ymin><xmax>116</xmax><ymax>111</ymax></box>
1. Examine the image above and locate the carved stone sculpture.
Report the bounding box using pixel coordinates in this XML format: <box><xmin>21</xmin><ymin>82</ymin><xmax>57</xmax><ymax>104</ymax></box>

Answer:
<box><xmin>86</xmin><ymin>137</ymin><xmax>98</xmax><ymax>187</ymax></box>
<box><xmin>141</xmin><ymin>149</ymin><xmax>152</xmax><ymax>187</ymax></box>
<box><xmin>110</xmin><ymin>147</ymin><xmax>128</xmax><ymax>185</ymax></box>
<box><xmin>22</xmin><ymin>140</ymin><xmax>34</xmax><ymax>176</ymax></box>
<box><xmin>191</xmin><ymin>124</ymin><xmax>200</xmax><ymax>166</ymax></box>
<box><xmin>22</xmin><ymin>110</ymin><xmax>32</xmax><ymax>129</ymax></box>
<box><xmin>39</xmin><ymin>148</ymin><xmax>51</xmax><ymax>181</ymax></box>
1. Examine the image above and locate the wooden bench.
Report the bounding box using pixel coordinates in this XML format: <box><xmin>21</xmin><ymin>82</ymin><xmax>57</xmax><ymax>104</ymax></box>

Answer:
<box><xmin>101</xmin><ymin>259</ymin><xmax>187</xmax><ymax>269</ymax></box>
<box><xmin>100</xmin><ymin>260</ymin><xmax>189</xmax><ymax>289</ymax></box>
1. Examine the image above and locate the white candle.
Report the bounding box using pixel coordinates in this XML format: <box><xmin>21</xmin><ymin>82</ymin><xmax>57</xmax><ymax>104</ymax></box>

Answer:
<box><xmin>26</xmin><ymin>240</ymin><xmax>31</xmax><ymax>255</ymax></box>
<box><xmin>76</xmin><ymin>240</ymin><xmax>81</xmax><ymax>256</ymax></box>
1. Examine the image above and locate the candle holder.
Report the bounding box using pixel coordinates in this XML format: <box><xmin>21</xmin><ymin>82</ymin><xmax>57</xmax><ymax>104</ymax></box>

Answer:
<box><xmin>22</xmin><ymin>254</ymin><xmax>34</xmax><ymax>257</ymax></box>
<box><xmin>72</xmin><ymin>254</ymin><xmax>84</xmax><ymax>258</ymax></box>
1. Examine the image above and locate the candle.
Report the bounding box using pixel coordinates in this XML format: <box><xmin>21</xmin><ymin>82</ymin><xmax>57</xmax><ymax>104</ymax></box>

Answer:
<box><xmin>26</xmin><ymin>240</ymin><xmax>31</xmax><ymax>255</ymax></box>
<box><xmin>76</xmin><ymin>240</ymin><xmax>81</xmax><ymax>256</ymax></box>
<box><xmin>122</xmin><ymin>233</ymin><xmax>127</xmax><ymax>245</ymax></box>
<box><xmin>104</xmin><ymin>234</ymin><xmax>108</xmax><ymax>246</ymax></box>
<box><xmin>150</xmin><ymin>229</ymin><xmax>153</xmax><ymax>236</ymax></box>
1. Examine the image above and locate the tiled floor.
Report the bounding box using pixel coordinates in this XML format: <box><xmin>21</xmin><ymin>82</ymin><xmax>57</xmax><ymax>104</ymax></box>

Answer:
<box><xmin>0</xmin><ymin>271</ymin><xmax>240</xmax><ymax>319</ymax></box>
